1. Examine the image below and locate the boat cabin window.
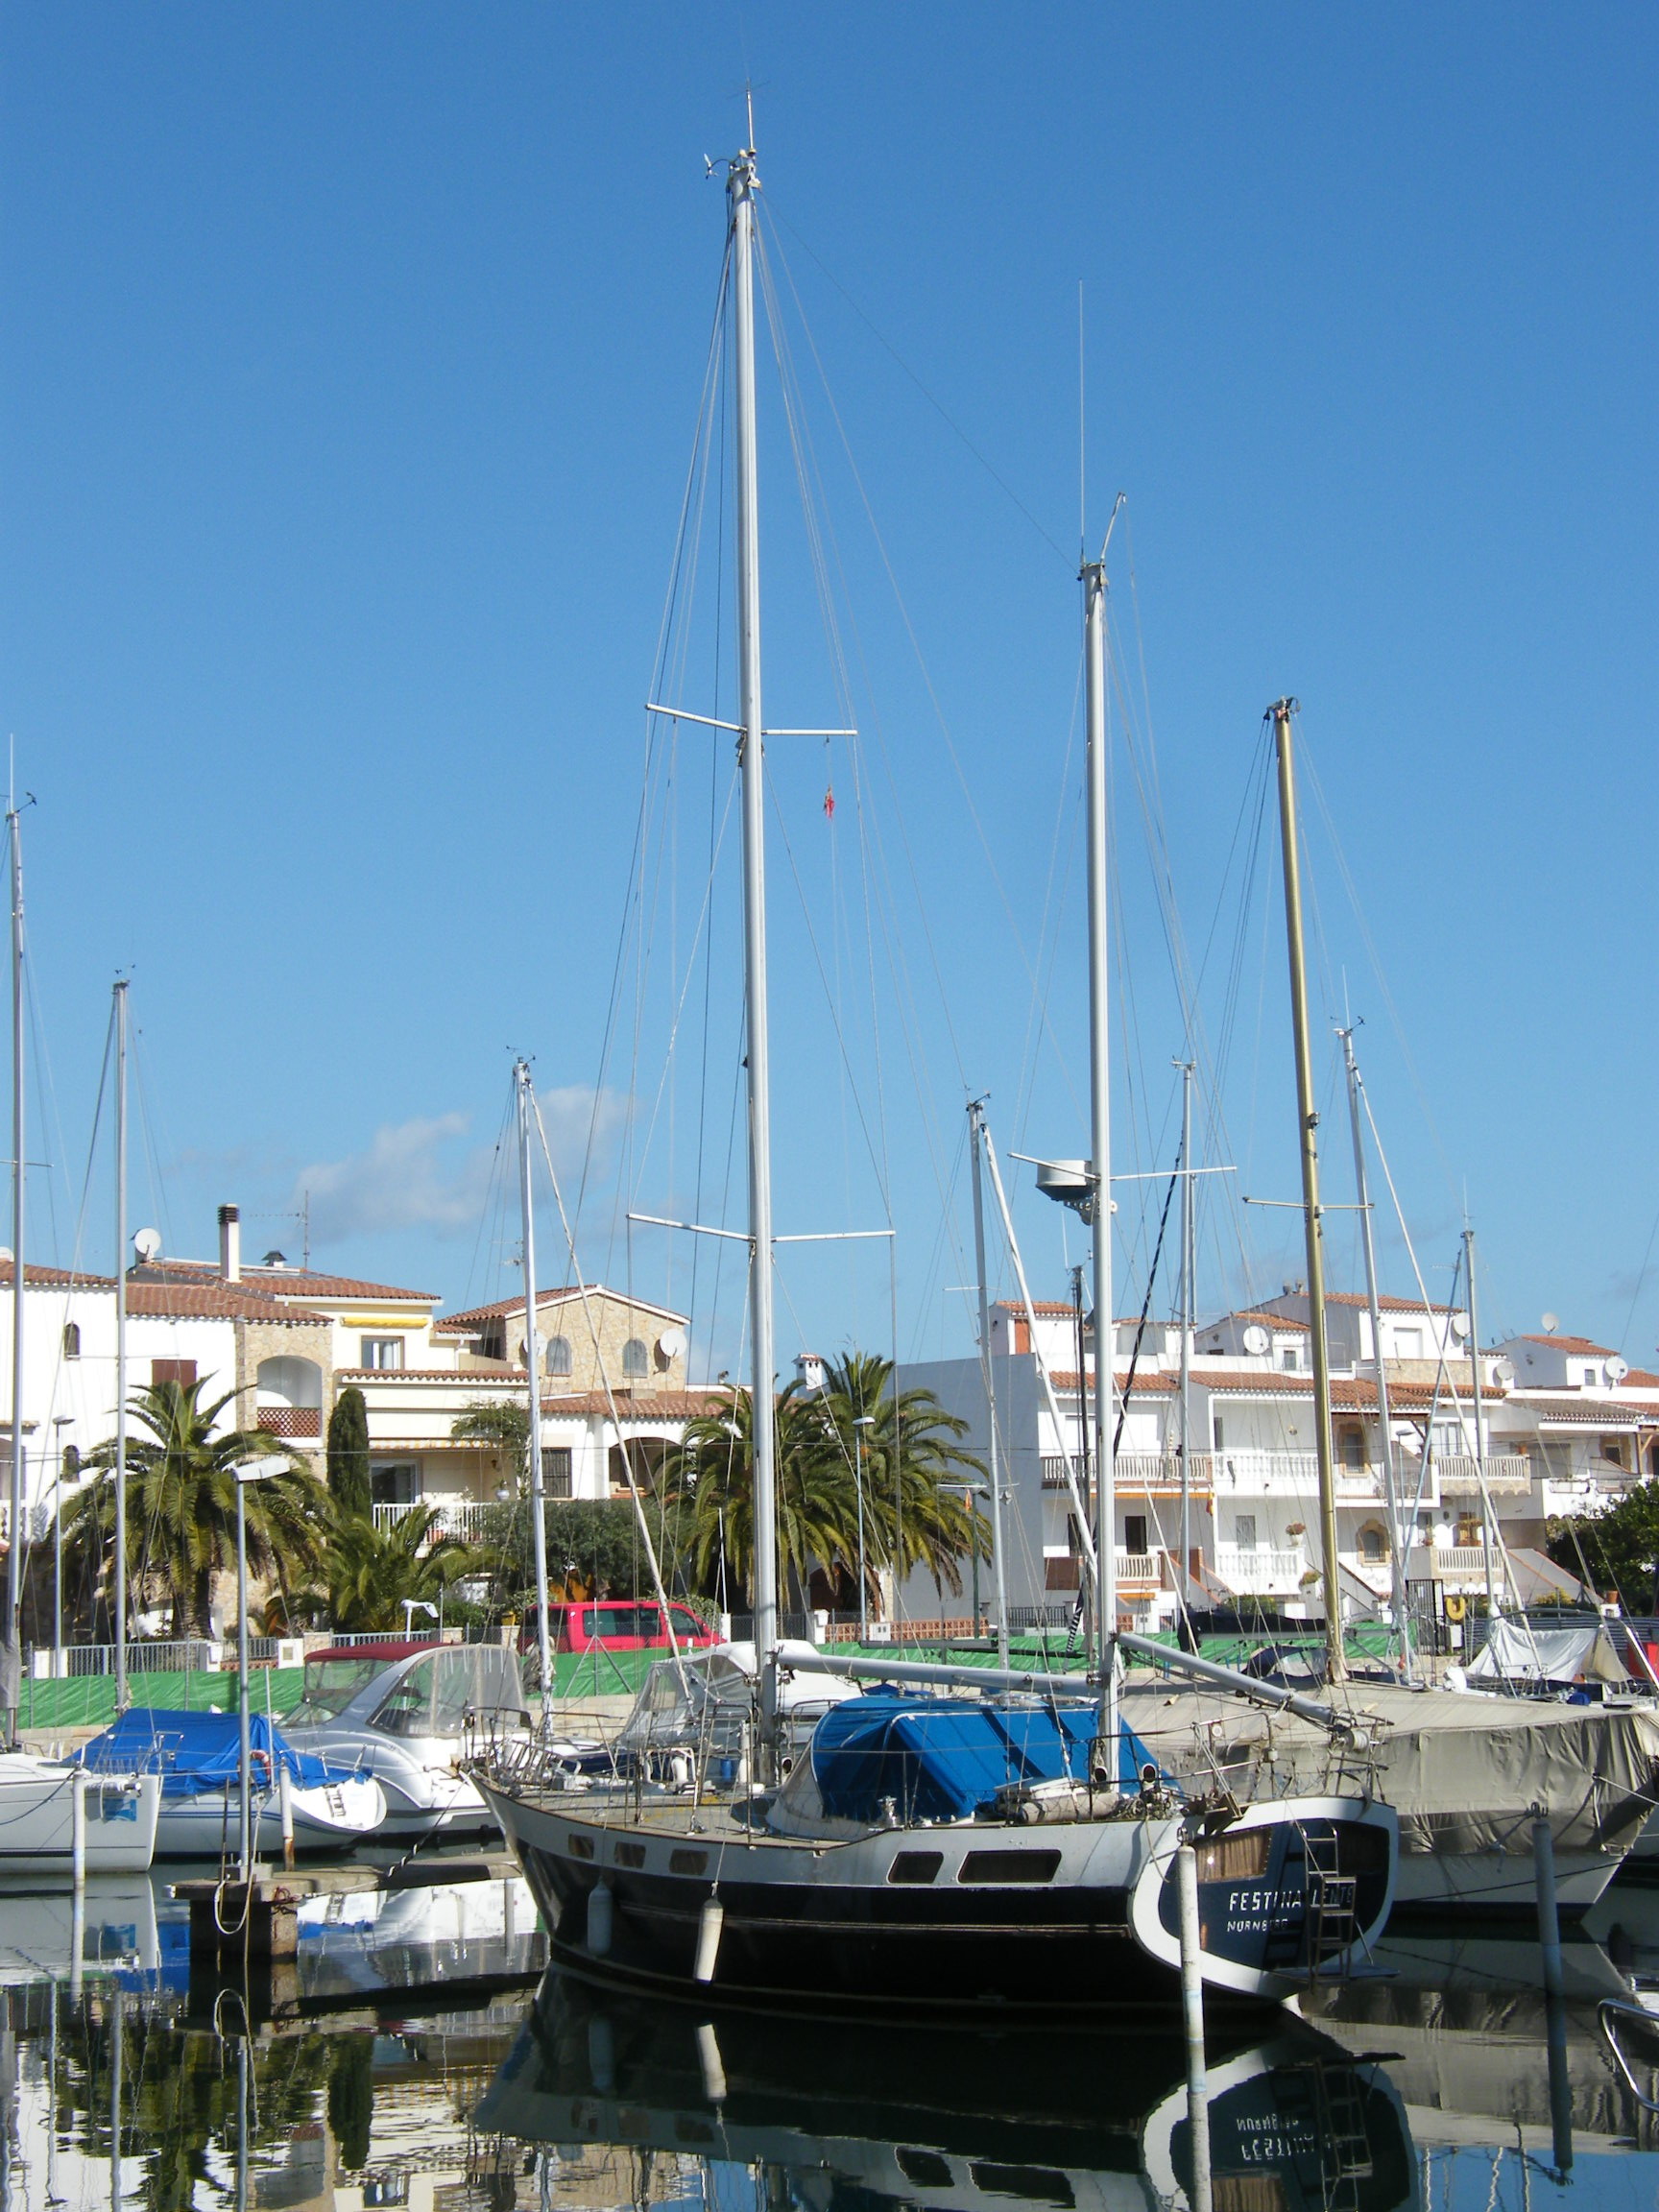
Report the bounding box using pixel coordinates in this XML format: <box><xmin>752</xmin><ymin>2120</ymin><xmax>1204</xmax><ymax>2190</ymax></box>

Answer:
<box><xmin>290</xmin><ymin>1654</ymin><xmax>398</xmax><ymax>1724</ymax></box>
<box><xmin>888</xmin><ymin>1851</ymin><xmax>944</xmax><ymax>1886</ymax></box>
<box><xmin>958</xmin><ymin>1849</ymin><xmax>1060</xmax><ymax>1885</ymax></box>
<box><xmin>896</xmin><ymin>2152</ymin><xmax>954</xmax><ymax>2188</ymax></box>
<box><xmin>373</xmin><ymin>1657</ymin><xmax>437</xmax><ymax>1737</ymax></box>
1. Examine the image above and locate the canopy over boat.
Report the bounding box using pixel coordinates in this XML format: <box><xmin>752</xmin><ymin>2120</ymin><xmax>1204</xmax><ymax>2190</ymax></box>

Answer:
<box><xmin>1464</xmin><ymin>1618</ymin><xmax>1630</xmax><ymax>1689</ymax></box>
<box><xmin>808</xmin><ymin>1693</ymin><xmax>1163</xmax><ymax>1824</ymax></box>
<box><xmin>81</xmin><ymin>1708</ymin><xmax>342</xmax><ymax>1797</ymax></box>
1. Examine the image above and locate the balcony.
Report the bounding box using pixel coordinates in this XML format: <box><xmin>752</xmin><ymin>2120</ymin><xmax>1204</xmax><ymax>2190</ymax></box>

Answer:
<box><xmin>1434</xmin><ymin>1455</ymin><xmax>1532</xmax><ymax>1497</ymax></box>
<box><xmin>372</xmin><ymin>1499</ymin><xmax>491</xmax><ymax>1545</ymax></box>
<box><xmin>1214</xmin><ymin>1543</ymin><xmax>1309</xmax><ymax>1596</ymax></box>
<box><xmin>257</xmin><ymin>1405</ymin><xmax>322</xmax><ymax>1439</ymax></box>
<box><xmin>1404</xmin><ymin>1545</ymin><xmax>1492</xmax><ymax>1588</ymax></box>
<box><xmin>1040</xmin><ymin>1453</ymin><xmax>1214</xmax><ymax>1495</ymax></box>
<box><xmin>1045</xmin><ymin>1549</ymin><xmax>1165</xmax><ymax>1592</ymax></box>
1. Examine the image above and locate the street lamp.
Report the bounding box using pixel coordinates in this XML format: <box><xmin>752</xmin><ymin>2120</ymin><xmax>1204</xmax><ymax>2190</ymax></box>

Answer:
<box><xmin>402</xmin><ymin>1598</ymin><xmax>439</xmax><ymax>1639</ymax></box>
<box><xmin>232</xmin><ymin>1461</ymin><xmax>276</xmax><ymax>1881</ymax></box>
<box><xmin>853</xmin><ymin>1417</ymin><xmax>875</xmax><ymax>1644</ymax></box>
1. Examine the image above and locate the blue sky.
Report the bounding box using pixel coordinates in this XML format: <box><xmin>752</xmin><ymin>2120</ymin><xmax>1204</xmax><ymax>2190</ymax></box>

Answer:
<box><xmin>0</xmin><ymin>7</ymin><xmax>1653</xmax><ymax>1378</ymax></box>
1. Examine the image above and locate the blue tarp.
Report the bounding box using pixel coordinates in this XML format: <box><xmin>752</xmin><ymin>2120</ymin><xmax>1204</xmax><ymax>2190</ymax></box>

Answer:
<box><xmin>810</xmin><ymin>1693</ymin><xmax>1167</xmax><ymax>1823</ymax></box>
<box><xmin>81</xmin><ymin>1708</ymin><xmax>343</xmax><ymax>1798</ymax></box>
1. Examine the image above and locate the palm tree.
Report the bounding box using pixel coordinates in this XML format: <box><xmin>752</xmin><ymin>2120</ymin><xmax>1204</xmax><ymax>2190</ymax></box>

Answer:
<box><xmin>301</xmin><ymin>1504</ymin><xmax>475</xmax><ymax>1633</ymax></box>
<box><xmin>818</xmin><ymin>1353</ymin><xmax>987</xmax><ymax>1598</ymax></box>
<box><xmin>664</xmin><ymin>1357</ymin><xmax>986</xmax><ymax>1611</ymax></box>
<box><xmin>66</xmin><ymin>1378</ymin><xmax>325</xmax><ymax>1640</ymax></box>
<box><xmin>666</xmin><ymin>1385</ymin><xmax>858</xmax><ymax>1609</ymax></box>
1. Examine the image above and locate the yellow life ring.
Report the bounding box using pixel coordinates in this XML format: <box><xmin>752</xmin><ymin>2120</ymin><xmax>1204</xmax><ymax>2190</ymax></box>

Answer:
<box><xmin>1444</xmin><ymin>1593</ymin><xmax>1467</xmax><ymax>1623</ymax></box>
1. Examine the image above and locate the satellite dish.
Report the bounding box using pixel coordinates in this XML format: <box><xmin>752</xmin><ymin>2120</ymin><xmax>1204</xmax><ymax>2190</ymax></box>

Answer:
<box><xmin>1608</xmin><ymin>1357</ymin><xmax>1630</xmax><ymax>1382</ymax></box>
<box><xmin>1542</xmin><ymin>1312</ymin><xmax>1559</xmax><ymax>1334</ymax></box>
<box><xmin>1241</xmin><ymin>1324</ymin><xmax>1270</xmax><ymax>1357</ymax></box>
<box><xmin>1492</xmin><ymin>1358</ymin><xmax>1517</xmax><ymax>1386</ymax></box>
<box><xmin>657</xmin><ymin>1329</ymin><xmax>687</xmax><ymax>1363</ymax></box>
<box><xmin>1449</xmin><ymin>1312</ymin><xmax>1469</xmax><ymax>1340</ymax></box>
<box><xmin>132</xmin><ymin>1228</ymin><xmax>161</xmax><ymax>1263</ymax></box>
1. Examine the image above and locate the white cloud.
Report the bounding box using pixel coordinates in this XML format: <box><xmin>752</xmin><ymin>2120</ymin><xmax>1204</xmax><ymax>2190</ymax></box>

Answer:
<box><xmin>298</xmin><ymin>1114</ymin><xmax>493</xmax><ymax>1244</ymax></box>
<box><xmin>297</xmin><ymin>1092</ymin><xmax>629</xmax><ymax>1247</ymax></box>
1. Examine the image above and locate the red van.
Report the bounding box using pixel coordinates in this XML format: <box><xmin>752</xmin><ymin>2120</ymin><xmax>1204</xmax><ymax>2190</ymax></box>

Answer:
<box><xmin>518</xmin><ymin>1599</ymin><xmax>718</xmax><ymax>1656</ymax></box>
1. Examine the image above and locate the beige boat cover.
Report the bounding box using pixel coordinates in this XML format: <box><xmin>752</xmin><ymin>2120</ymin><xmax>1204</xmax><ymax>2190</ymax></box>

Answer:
<box><xmin>1119</xmin><ymin>1675</ymin><xmax>1659</xmax><ymax>1860</ymax></box>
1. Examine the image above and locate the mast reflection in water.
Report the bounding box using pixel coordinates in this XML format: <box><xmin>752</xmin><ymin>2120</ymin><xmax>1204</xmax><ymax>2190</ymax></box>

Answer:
<box><xmin>478</xmin><ymin>1972</ymin><xmax>1419</xmax><ymax>2212</ymax></box>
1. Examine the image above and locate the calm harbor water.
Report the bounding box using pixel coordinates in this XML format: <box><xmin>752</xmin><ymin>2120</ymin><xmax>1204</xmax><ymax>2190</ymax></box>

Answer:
<box><xmin>8</xmin><ymin>1865</ymin><xmax>1659</xmax><ymax>2212</ymax></box>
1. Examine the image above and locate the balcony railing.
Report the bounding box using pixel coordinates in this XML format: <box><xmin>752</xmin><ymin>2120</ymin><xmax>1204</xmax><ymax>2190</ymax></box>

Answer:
<box><xmin>1040</xmin><ymin>1454</ymin><xmax>1214</xmax><ymax>1494</ymax></box>
<box><xmin>372</xmin><ymin>1499</ymin><xmax>491</xmax><ymax>1545</ymax></box>
<box><xmin>1214</xmin><ymin>1544</ymin><xmax>1308</xmax><ymax>1595</ymax></box>
<box><xmin>1404</xmin><ymin>1545</ymin><xmax>1493</xmax><ymax>1583</ymax></box>
<box><xmin>257</xmin><ymin>1405</ymin><xmax>322</xmax><ymax>1438</ymax></box>
<box><xmin>1434</xmin><ymin>1455</ymin><xmax>1531</xmax><ymax>1496</ymax></box>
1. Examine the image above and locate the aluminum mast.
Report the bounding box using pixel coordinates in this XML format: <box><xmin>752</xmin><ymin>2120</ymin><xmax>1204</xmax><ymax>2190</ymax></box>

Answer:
<box><xmin>1463</xmin><ymin>1224</ymin><xmax>1499</xmax><ymax>1618</ymax></box>
<box><xmin>1269</xmin><ymin>700</ymin><xmax>1346</xmax><ymax>1685</ymax></box>
<box><xmin>729</xmin><ymin>126</ymin><xmax>781</xmax><ymax>1768</ymax></box>
<box><xmin>516</xmin><ymin>1060</ymin><xmax>555</xmax><ymax>1728</ymax></box>
<box><xmin>114</xmin><ymin>980</ymin><xmax>129</xmax><ymax>1713</ymax></box>
<box><xmin>1339</xmin><ymin>1024</ymin><xmax>1413</xmax><ymax>1682</ymax></box>
<box><xmin>1177</xmin><ymin>1060</ymin><xmax>1196</xmax><ymax>1641</ymax></box>
<box><xmin>1083</xmin><ymin>558</ymin><xmax>1118</xmax><ymax>1751</ymax></box>
<box><xmin>4</xmin><ymin>805</ymin><xmax>23</xmax><ymax>1745</ymax></box>
<box><xmin>968</xmin><ymin>1098</ymin><xmax>1011</xmax><ymax>1667</ymax></box>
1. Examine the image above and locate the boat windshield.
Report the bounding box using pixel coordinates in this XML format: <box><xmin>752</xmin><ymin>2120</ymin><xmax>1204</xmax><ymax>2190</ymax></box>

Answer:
<box><xmin>290</xmin><ymin>1655</ymin><xmax>397</xmax><ymax>1724</ymax></box>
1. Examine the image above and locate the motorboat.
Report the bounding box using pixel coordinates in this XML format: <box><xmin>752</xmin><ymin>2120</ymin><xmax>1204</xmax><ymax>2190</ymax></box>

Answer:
<box><xmin>80</xmin><ymin>1706</ymin><xmax>386</xmax><ymax>1859</ymax></box>
<box><xmin>283</xmin><ymin>1639</ymin><xmax>565</xmax><ymax>1840</ymax></box>
<box><xmin>0</xmin><ymin>1752</ymin><xmax>159</xmax><ymax>1873</ymax></box>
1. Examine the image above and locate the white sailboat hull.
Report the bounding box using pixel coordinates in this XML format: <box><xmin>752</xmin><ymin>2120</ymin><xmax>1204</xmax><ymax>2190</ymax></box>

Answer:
<box><xmin>0</xmin><ymin>1759</ymin><xmax>159</xmax><ymax>1872</ymax></box>
<box><xmin>151</xmin><ymin>1773</ymin><xmax>387</xmax><ymax>1858</ymax></box>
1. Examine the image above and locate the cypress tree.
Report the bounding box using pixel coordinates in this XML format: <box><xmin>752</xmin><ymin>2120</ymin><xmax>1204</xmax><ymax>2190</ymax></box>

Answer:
<box><xmin>326</xmin><ymin>1385</ymin><xmax>372</xmax><ymax>1524</ymax></box>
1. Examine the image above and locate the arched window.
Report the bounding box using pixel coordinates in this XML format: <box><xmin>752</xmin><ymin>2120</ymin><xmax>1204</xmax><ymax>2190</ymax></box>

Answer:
<box><xmin>546</xmin><ymin>1335</ymin><xmax>573</xmax><ymax>1377</ymax></box>
<box><xmin>622</xmin><ymin>1337</ymin><xmax>649</xmax><ymax>1378</ymax></box>
<box><xmin>61</xmin><ymin>1322</ymin><xmax>81</xmax><ymax>1359</ymax></box>
<box><xmin>1358</xmin><ymin>1522</ymin><xmax>1389</xmax><ymax>1563</ymax></box>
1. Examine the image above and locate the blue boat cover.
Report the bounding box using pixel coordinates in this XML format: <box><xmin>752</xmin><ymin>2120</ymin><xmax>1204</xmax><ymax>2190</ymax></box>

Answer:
<box><xmin>809</xmin><ymin>1693</ymin><xmax>1166</xmax><ymax>1823</ymax></box>
<box><xmin>80</xmin><ymin>1708</ymin><xmax>346</xmax><ymax>1798</ymax></box>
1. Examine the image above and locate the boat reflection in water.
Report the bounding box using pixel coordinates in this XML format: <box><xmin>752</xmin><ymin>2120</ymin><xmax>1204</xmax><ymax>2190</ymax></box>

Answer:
<box><xmin>478</xmin><ymin>1970</ymin><xmax>1419</xmax><ymax>2212</ymax></box>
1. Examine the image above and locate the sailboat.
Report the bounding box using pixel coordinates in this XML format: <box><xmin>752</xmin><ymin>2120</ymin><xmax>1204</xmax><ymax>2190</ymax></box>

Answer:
<box><xmin>477</xmin><ymin>121</ymin><xmax>1397</xmax><ymax>2010</ymax></box>
<box><xmin>1103</xmin><ymin>704</ymin><xmax>1659</xmax><ymax>1921</ymax></box>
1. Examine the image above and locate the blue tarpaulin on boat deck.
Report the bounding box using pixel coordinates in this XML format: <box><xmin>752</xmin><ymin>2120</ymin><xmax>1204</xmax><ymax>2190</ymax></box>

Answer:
<box><xmin>809</xmin><ymin>1694</ymin><xmax>1166</xmax><ymax>1823</ymax></box>
<box><xmin>80</xmin><ymin>1708</ymin><xmax>343</xmax><ymax>1797</ymax></box>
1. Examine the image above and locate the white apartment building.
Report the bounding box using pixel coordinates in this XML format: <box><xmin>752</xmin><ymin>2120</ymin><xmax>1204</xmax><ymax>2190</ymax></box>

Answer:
<box><xmin>0</xmin><ymin>1203</ymin><xmax>723</xmax><ymax>1550</ymax></box>
<box><xmin>912</xmin><ymin>1289</ymin><xmax>1653</xmax><ymax>1632</ymax></box>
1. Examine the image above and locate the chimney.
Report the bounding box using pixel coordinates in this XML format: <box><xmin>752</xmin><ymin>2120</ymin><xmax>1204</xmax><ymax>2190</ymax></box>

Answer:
<box><xmin>218</xmin><ymin>1204</ymin><xmax>241</xmax><ymax>1283</ymax></box>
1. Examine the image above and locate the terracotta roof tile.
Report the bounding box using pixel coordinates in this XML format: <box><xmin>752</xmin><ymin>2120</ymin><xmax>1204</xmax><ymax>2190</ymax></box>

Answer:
<box><xmin>0</xmin><ymin>1261</ymin><xmax>115</xmax><ymax>1289</ymax></box>
<box><xmin>541</xmin><ymin>1388</ymin><xmax>731</xmax><ymax>1420</ymax></box>
<box><xmin>338</xmin><ymin>1364</ymin><xmax>521</xmax><ymax>1382</ymax></box>
<box><xmin>134</xmin><ymin>1259</ymin><xmax>437</xmax><ymax>1302</ymax></box>
<box><xmin>1508</xmin><ymin>1333</ymin><xmax>1618</xmax><ymax>1356</ymax></box>
<box><xmin>124</xmin><ymin>1281</ymin><xmax>330</xmax><ymax>1325</ymax></box>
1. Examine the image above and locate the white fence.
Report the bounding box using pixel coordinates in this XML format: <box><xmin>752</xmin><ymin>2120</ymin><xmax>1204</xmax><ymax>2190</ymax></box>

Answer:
<box><xmin>372</xmin><ymin>1499</ymin><xmax>491</xmax><ymax>1543</ymax></box>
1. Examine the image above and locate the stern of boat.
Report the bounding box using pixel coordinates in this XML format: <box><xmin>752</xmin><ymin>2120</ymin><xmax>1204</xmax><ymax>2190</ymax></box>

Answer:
<box><xmin>1130</xmin><ymin>1795</ymin><xmax>1397</xmax><ymax>2002</ymax></box>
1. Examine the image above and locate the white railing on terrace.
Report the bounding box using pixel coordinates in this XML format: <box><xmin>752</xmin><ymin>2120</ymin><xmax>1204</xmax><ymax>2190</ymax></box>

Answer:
<box><xmin>1405</xmin><ymin>1546</ymin><xmax>1492</xmax><ymax>1581</ymax></box>
<box><xmin>1434</xmin><ymin>1455</ymin><xmax>1532</xmax><ymax>1495</ymax></box>
<box><xmin>1117</xmin><ymin>1551</ymin><xmax>1158</xmax><ymax>1586</ymax></box>
<box><xmin>372</xmin><ymin>1499</ymin><xmax>491</xmax><ymax>1544</ymax></box>
<box><xmin>1214</xmin><ymin>1544</ymin><xmax>1307</xmax><ymax>1594</ymax></box>
<box><xmin>1039</xmin><ymin>1454</ymin><xmax>1215</xmax><ymax>1493</ymax></box>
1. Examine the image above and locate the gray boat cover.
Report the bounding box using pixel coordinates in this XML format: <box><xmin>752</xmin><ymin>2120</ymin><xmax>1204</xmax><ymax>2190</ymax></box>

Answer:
<box><xmin>1465</xmin><ymin>1619</ymin><xmax>1628</xmax><ymax>1686</ymax></box>
<box><xmin>1120</xmin><ymin>1676</ymin><xmax>1659</xmax><ymax>1862</ymax></box>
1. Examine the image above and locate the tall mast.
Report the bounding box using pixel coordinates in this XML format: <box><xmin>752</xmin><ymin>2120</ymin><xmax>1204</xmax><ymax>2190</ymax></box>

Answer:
<box><xmin>967</xmin><ymin>1099</ymin><xmax>1010</xmax><ymax>1667</ymax></box>
<box><xmin>1177</xmin><ymin>1060</ymin><xmax>1195</xmax><ymax>1639</ymax></box>
<box><xmin>1463</xmin><ymin>1225</ymin><xmax>1498</xmax><ymax>1617</ymax></box>
<box><xmin>4</xmin><ymin>804</ymin><xmax>23</xmax><ymax>1744</ymax></box>
<box><xmin>516</xmin><ymin>1062</ymin><xmax>555</xmax><ymax>1729</ymax></box>
<box><xmin>729</xmin><ymin>122</ymin><xmax>780</xmax><ymax>1760</ymax></box>
<box><xmin>1269</xmin><ymin>701</ymin><xmax>1345</xmax><ymax>1685</ymax></box>
<box><xmin>1339</xmin><ymin>1025</ymin><xmax>1412</xmax><ymax>1683</ymax></box>
<box><xmin>113</xmin><ymin>981</ymin><xmax>129</xmax><ymax>1713</ymax></box>
<box><xmin>1083</xmin><ymin>559</ymin><xmax>1118</xmax><ymax>1750</ymax></box>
